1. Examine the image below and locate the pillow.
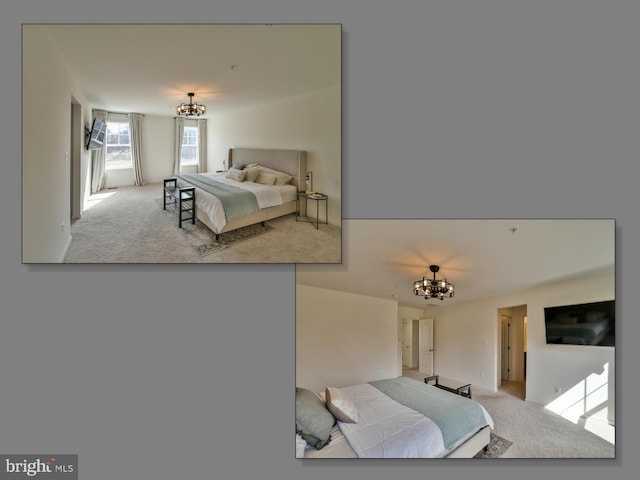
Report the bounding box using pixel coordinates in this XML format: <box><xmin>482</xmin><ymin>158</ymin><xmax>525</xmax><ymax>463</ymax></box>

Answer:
<box><xmin>256</xmin><ymin>172</ymin><xmax>277</xmax><ymax>185</ymax></box>
<box><xmin>554</xmin><ymin>313</ymin><xmax>578</xmax><ymax>325</ymax></box>
<box><xmin>559</xmin><ymin>317</ymin><xmax>579</xmax><ymax>325</ymax></box>
<box><xmin>325</xmin><ymin>386</ymin><xmax>359</xmax><ymax>423</ymax></box>
<box><xmin>245</xmin><ymin>166</ymin><xmax>261</xmax><ymax>182</ymax></box>
<box><xmin>225</xmin><ymin>168</ymin><xmax>247</xmax><ymax>182</ymax></box>
<box><xmin>316</xmin><ymin>390</ymin><xmax>326</xmax><ymax>403</ymax></box>
<box><xmin>232</xmin><ymin>163</ymin><xmax>246</xmax><ymax>170</ymax></box>
<box><xmin>586</xmin><ymin>311</ymin><xmax>607</xmax><ymax>322</ymax></box>
<box><xmin>255</xmin><ymin>165</ymin><xmax>293</xmax><ymax>185</ymax></box>
<box><xmin>295</xmin><ymin>387</ymin><xmax>335</xmax><ymax>449</ymax></box>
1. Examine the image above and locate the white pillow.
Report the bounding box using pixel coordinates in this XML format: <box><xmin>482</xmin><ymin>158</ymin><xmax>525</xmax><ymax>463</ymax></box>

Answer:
<box><xmin>256</xmin><ymin>165</ymin><xmax>293</xmax><ymax>185</ymax></box>
<box><xmin>225</xmin><ymin>168</ymin><xmax>247</xmax><ymax>182</ymax></box>
<box><xmin>256</xmin><ymin>172</ymin><xmax>277</xmax><ymax>185</ymax></box>
<box><xmin>325</xmin><ymin>386</ymin><xmax>359</xmax><ymax>423</ymax></box>
<box><xmin>245</xmin><ymin>166</ymin><xmax>261</xmax><ymax>182</ymax></box>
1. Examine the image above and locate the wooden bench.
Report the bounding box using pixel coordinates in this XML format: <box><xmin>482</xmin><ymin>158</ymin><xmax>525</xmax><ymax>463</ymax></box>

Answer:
<box><xmin>163</xmin><ymin>178</ymin><xmax>195</xmax><ymax>228</ymax></box>
<box><xmin>424</xmin><ymin>375</ymin><xmax>472</xmax><ymax>399</ymax></box>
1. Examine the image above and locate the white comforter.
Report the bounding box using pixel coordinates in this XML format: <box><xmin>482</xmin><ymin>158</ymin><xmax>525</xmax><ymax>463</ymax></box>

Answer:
<box><xmin>178</xmin><ymin>173</ymin><xmax>285</xmax><ymax>232</ymax></box>
<box><xmin>336</xmin><ymin>383</ymin><xmax>494</xmax><ymax>458</ymax></box>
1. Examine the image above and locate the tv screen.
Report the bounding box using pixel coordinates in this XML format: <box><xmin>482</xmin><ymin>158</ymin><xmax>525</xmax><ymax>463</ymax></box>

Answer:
<box><xmin>544</xmin><ymin>300</ymin><xmax>614</xmax><ymax>347</ymax></box>
<box><xmin>86</xmin><ymin>118</ymin><xmax>107</xmax><ymax>150</ymax></box>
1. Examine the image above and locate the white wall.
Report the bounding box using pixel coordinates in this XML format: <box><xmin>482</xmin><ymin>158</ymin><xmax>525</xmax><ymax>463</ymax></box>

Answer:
<box><xmin>22</xmin><ymin>26</ymin><xmax>92</xmax><ymax>262</ymax></box>
<box><xmin>431</xmin><ymin>270</ymin><xmax>614</xmax><ymax>422</ymax></box>
<box><xmin>296</xmin><ymin>285</ymin><xmax>398</xmax><ymax>393</ymax></box>
<box><xmin>208</xmin><ymin>85</ymin><xmax>341</xmax><ymax>226</ymax></box>
<box><xmin>141</xmin><ymin>115</ymin><xmax>176</xmax><ymax>183</ymax></box>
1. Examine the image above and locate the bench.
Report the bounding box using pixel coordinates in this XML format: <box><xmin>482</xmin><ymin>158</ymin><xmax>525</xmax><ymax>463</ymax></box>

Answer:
<box><xmin>163</xmin><ymin>178</ymin><xmax>195</xmax><ymax>228</ymax></box>
<box><xmin>424</xmin><ymin>375</ymin><xmax>472</xmax><ymax>399</ymax></box>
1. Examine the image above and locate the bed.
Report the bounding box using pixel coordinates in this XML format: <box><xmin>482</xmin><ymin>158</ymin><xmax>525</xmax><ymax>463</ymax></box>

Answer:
<box><xmin>296</xmin><ymin>377</ymin><xmax>494</xmax><ymax>459</ymax></box>
<box><xmin>173</xmin><ymin>147</ymin><xmax>307</xmax><ymax>239</ymax></box>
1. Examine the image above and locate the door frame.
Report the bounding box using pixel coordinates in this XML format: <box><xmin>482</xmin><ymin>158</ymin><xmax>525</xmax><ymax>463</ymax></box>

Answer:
<box><xmin>497</xmin><ymin>305</ymin><xmax>528</xmax><ymax>392</ymax></box>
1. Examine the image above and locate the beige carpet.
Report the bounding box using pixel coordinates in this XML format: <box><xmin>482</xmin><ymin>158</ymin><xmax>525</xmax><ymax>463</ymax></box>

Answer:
<box><xmin>64</xmin><ymin>183</ymin><xmax>341</xmax><ymax>263</ymax></box>
<box><xmin>403</xmin><ymin>368</ymin><xmax>615</xmax><ymax>458</ymax></box>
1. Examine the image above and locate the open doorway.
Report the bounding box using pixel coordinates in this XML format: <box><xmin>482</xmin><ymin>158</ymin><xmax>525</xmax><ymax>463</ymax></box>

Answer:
<box><xmin>497</xmin><ymin>305</ymin><xmax>527</xmax><ymax>400</ymax></box>
<box><xmin>401</xmin><ymin>318</ymin><xmax>433</xmax><ymax>380</ymax></box>
<box><xmin>70</xmin><ymin>99</ymin><xmax>82</xmax><ymax>221</ymax></box>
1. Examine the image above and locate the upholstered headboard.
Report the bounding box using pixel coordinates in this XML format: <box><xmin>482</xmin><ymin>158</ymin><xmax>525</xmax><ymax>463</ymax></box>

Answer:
<box><xmin>229</xmin><ymin>148</ymin><xmax>307</xmax><ymax>191</ymax></box>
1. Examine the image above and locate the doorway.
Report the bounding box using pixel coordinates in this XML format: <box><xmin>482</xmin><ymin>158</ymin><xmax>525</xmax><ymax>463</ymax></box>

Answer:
<box><xmin>401</xmin><ymin>318</ymin><xmax>420</xmax><ymax>369</ymax></box>
<box><xmin>70</xmin><ymin>100</ymin><xmax>82</xmax><ymax>221</ymax></box>
<box><xmin>418</xmin><ymin>318</ymin><xmax>434</xmax><ymax>376</ymax></box>
<box><xmin>402</xmin><ymin>318</ymin><xmax>433</xmax><ymax>379</ymax></box>
<box><xmin>497</xmin><ymin>305</ymin><xmax>527</xmax><ymax>399</ymax></box>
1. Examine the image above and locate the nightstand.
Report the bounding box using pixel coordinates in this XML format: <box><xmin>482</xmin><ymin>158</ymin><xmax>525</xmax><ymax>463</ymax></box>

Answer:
<box><xmin>296</xmin><ymin>192</ymin><xmax>328</xmax><ymax>229</ymax></box>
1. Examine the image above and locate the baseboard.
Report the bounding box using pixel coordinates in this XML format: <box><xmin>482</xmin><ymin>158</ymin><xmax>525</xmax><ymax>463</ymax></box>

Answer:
<box><xmin>59</xmin><ymin>234</ymin><xmax>73</xmax><ymax>263</ymax></box>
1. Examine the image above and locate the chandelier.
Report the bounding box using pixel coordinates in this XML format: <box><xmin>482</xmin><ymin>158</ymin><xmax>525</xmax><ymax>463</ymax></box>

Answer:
<box><xmin>176</xmin><ymin>92</ymin><xmax>206</xmax><ymax>117</ymax></box>
<box><xmin>413</xmin><ymin>265</ymin><xmax>455</xmax><ymax>301</ymax></box>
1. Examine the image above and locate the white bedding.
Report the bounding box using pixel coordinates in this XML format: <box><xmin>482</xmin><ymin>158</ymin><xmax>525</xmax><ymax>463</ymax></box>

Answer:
<box><xmin>177</xmin><ymin>172</ymin><xmax>297</xmax><ymax>232</ymax></box>
<box><xmin>326</xmin><ymin>383</ymin><xmax>494</xmax><ymax>458</ymax></box>
<box><xmin>304</xmin><ymin>425</ymin><xmax>357</xmax><ymax>458</ymax></box>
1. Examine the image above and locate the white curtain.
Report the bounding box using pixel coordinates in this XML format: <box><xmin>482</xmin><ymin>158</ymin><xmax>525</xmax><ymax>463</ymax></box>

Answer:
<box><xmin>197</xmin><ymin>119</ymin><xmax>207</xmax><ymax>173</ymax></box>
<box><xmin>90</xmin><ymin>109</ymin><xmax>108</xmax><ymax>193</ymax></box>
<box><xmin>173</xmin><ymin>117</ymin><xmax>185</xmax><ymax>175</ymax></box>
<box><xmin>128</xmin><ymin>113</ymin><xmax>145</xmax><ymax>186</ymax></box>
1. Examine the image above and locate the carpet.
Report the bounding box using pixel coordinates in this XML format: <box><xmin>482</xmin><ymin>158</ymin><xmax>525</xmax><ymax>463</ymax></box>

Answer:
<box><xmin>190</xmin><ymin>222</ymin><xmax>273</xmax><ymax>256</ymax></box>
<box><xmin>157</xmin><ymin>199</ymin><xmax>273</xmax><ymax>256</ymax></box>
<box><xmin>472</xmin><ymin>433</ymin><xmax>513</xmax><ymax>459</ymax></box>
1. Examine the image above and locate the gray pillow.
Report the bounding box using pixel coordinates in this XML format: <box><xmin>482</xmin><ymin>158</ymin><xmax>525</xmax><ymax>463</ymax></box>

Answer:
<box><xmin>295</xmin><ymin>387</ymin><xmax>335</xmax><ymax>449</ymax></box>
<box><xmin>232</xmin><ymin>163</ymin><xmax>246</xmax><ymax>170</ymax></box>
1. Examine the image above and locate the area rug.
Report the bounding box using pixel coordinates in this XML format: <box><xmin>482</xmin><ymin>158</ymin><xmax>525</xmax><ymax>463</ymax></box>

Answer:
<box><xmin>190</xmin><ymin>221</ymin><xmax>273</xmax><ymax>256</ymax></box>
<box><xmin>156</xmin><ymin>199</ymin><xmax>273</xmax><ymax>256</ymax></box>
<box><xmin>472</xmin><ymin>433</ymin><xmax>513</xmax><ymax>459</ymax></box>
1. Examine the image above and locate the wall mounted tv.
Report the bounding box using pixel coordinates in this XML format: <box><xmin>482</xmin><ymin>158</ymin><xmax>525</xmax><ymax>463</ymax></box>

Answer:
<box><xmin>544</xmin><ymin>300</ymin><xmax>614</xmax><ymax>347</ymax></box>
<box><xmin>85</xmin><ymin>118</ymin><xmax>107</xmax><ymax>150</ymax></box>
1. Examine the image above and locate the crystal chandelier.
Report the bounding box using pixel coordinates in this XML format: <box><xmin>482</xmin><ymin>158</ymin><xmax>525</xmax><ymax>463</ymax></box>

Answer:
<box><xmin>176</xmin><ymin>92</ymin><xmax>206</xmax><ymax>117</ymax></box>
<box><xmin>413</xmin><ymin>265</ymin><xmax>455</xmax><ymax>301</ymax></box>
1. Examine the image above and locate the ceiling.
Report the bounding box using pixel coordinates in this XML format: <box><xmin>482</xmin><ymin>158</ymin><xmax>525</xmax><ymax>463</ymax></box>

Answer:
<box><xmin>296</xmin><ymin>219</ymin><xmax>615</xmax><ymax>309</ymax></box>
<box><xmin>39</xmin><ymin>24</ymin><xmax>341</xmax><ymax>117</ymax></box>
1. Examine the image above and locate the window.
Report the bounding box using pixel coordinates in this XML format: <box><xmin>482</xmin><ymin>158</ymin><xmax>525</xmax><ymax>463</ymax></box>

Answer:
<box><xmin>105</xmin><ymin>122</ymin><xmax>132</xmax><ymax>169</ymax></box>
<box><xmin>181</xmin><ymin>126</ymin><xmax>198</xmax><ymax>165</ymax></box>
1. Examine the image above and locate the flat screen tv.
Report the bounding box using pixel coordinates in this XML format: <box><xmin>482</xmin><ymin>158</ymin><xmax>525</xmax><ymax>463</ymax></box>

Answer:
<box><xmin>85</xmin><ymin>118</ymin><xmax>107</xmax><ymax>150</ymax></box>
<box><xmin>544</xmin><ymin>300</ymin><xmax>614</xmax><ymax>347</ymax></box>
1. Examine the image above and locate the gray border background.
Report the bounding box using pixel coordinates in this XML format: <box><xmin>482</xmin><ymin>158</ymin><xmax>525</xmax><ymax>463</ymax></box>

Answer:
<box><xmin>3</xmin><ymin>1</ymin><xmax>638</xmax><ymax>479</ymax></box>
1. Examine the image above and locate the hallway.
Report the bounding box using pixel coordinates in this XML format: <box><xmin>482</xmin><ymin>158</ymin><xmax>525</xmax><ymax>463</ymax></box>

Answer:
<box><xmin>499</xmin><ymin>380</ymin><xmax>526</xmax><ymax>400</ymax></box>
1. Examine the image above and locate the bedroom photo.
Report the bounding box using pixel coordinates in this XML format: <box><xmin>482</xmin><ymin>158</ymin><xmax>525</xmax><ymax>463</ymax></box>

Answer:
<box><xmin>22</xmin><ymin>24</ymin><xmax>341</xmax><ymax>263</ymax></box>
<box><xmin>295</xmin><ymin>219</ymin><xmax>615</xmax><ymax>458</ymax></box>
